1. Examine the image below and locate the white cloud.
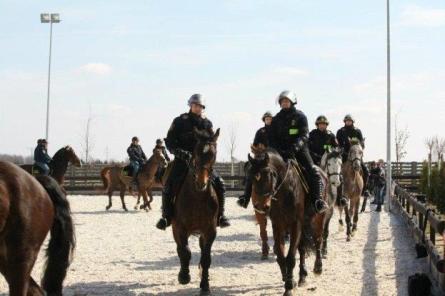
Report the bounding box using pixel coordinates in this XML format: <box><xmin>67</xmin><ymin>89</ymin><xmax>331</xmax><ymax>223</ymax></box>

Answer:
<box><xmin>79</xmin><ymin>63</ymin><xmax>112</xmax><ymax>75</ymax></box>
<box><xmin>400</xmin><ymin>5</ymin><xmax>445</xmax><ymax>27</ymax></box>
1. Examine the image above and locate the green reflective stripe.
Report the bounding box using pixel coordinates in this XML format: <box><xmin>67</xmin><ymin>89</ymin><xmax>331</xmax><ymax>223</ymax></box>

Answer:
<box><xmin>323</xmin><ymin>144</ymin><xmax>332</xmax><ymax>150</ymax></box>
<box><xmin>289</xmin><ymin>128</ymin><xmax>299</xmax><ymax>135</ymax></box>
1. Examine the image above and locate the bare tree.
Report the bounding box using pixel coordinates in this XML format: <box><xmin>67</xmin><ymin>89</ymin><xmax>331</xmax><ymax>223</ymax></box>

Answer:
<box><xmin>226</xmin><ymin>123</ymin><xmax>238</xmax><ymax>187</ymax></box>
<box><xmin>425</xmin><ymin>137</ymin><xmax>436</xmax><ymax>189</ymax></box>
<box><xmin>81</xmin><ymin>107</ymin><xmax>95</xmax><ymax>164</ymax></box>
<box><xmin>434</xmin><ymin>137</ymin><xmax>445</xmax><ymax>169</ymax></box>
<box><xmin>394</xmin><ymin>116</ymin><xmax>409</xmax><ymax>174</ymax></box>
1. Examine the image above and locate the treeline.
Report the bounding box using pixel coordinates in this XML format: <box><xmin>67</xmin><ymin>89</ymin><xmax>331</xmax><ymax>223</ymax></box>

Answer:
<box><xmin>0</xmin><ymin>154</ymin><xmax>33</xmax><ymax>164</ymax></box>
<box><xmin>420</xmin><ymin>162</ymin><xmax>445</xmax><ymax>213</ymax></box>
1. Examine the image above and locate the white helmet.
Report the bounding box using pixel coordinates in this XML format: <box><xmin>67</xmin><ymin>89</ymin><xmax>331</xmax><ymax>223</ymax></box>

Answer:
<box><xmin>188</xmin><ymin>94</ymin><xmax>206</xmax><ymax>109</ymax></box>
<box><xmin>277</xmin><ymin>90</ymin><xmax>297</xmax><ymax>105</ymax></box>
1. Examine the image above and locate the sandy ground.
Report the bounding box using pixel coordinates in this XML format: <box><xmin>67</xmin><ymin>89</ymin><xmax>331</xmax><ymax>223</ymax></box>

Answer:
<box><xmin>0</xmin><ymin>195</ymin><xmax>432</xmax><ymax>295</ymax></box>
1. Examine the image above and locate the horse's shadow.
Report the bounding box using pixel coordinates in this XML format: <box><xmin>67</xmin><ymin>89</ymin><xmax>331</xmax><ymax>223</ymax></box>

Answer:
<box><xmin>64</xmin><ymin>281</ymin><xmax>152</xmax><ymax>296</ymax></box>
<box><xmin>144</xmin><ymin>284</ymin><xmax>280</xmax><ymax>295</ymax></box>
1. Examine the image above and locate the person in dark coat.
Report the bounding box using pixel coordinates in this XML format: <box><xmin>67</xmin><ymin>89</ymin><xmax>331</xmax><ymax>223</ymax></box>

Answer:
<box><xmin>153</xmin><ymin>139</ymin><xmax>170</xmax><ymax>162</ymax></box>
<box><xmin>238</xmin><ymin>111</ymin><xmax>273</xmax><ymax>208</ymax></box>
<box><xmin>336</xmin><ymin>114</ymin><xmax>370</xmax><ymax>200</ymax></box>
<box><xmin>156</xmin><ymin>94</ymin><xmax>230</xmax><ymax>230</ymax></box>
<box><xmin>127</xmin><ymin>136</ymin><xmax>147</xmax><ymax>186</ymax></box>
<box><xmin>267</xmin><ymin>90</ymin><xmax>328</xmax><ymax>214</ymax></box>
<box><xmin>308</xmin><ymin>115</ymin><xmax>338</xmax><ymax>166</ymax></box>
<box><xmin>34</xmin><ymin>139</ymin><xmax>52</xmax><ymax>175</ymax></box>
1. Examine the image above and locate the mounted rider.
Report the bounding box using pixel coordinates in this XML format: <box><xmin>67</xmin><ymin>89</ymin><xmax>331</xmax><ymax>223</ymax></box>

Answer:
<box><xmin>127</xmin><ymin>136</ymin><xmax>147</xmax><ymax>188</ymax></box>
<box><xmin>268</xmin><ymin>90</ymin><xmax>329</xmax><ymax>214</ymax></box>
<box><xmin>308</xmin><ymin>115</ymin><xmax>338</xmax><ymax>166</ymax></box>
<box><xmin>156</xmin><ymin>94</ymin><xmax>230</xmax><ymax>230</ymax></box>
<box><xmin>237</xmin><ymin>111</ymin><xmax>273</xmax><ymax>208</ymax></box>
<box><xmin>34</xmin><ymin>139</ymin><xmax>52</xmax><ymax>175</ymax></box>
<box><xmin>336</xmin><ymin>114</ymin><xmax>370</xmax><ymax>200</ymax></box>
<box><xmin>154</xmin><ymin>139</ymin><xmax>171</xmax><ymax>162</ymax></box>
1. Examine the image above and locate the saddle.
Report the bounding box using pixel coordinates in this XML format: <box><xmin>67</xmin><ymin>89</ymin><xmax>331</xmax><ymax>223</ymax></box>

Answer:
<box><xmin>121</xmin><ymin>165</ymin><xmax>133</xmax><ymax>177</ymax></box>
<box><xmin>31</xmin><ymin>164</ymin><xmax>49</xmax><ymax>176</ymax></box>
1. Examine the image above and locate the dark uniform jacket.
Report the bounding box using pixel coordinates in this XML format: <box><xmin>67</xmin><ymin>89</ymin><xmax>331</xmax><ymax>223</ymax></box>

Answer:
<box><xmin>370</xmin><ymin>166</ymin><xmax>385</xmax><ymax>187</ymax></box>
<box><xmin>268</xmin><ymin>106</ymin><xmax>309</xmax><ymax>155</ymax></box>
<box><xmin>253</xmin><ymin>125</ymin><xmax>271</xmax><ymax>147</ymax></box>
<box><xmin>165</xmin><ymin>111</ymin><xmax>213</xmax><ymax>155</ymax></box>
<box><xmin>336</xmin><ymin>125</ymin><xmax>364</xmax><ymax>153</ymax></box>
<box><xmin>34</xmin><ymin>144</ymin><xmax>52</xmax><ymax>164</ymax></box>
<box><xmin>308</xmin><ymin>129</ymin><xmax>338</xmax><ymax>165</ymax></box>
<box><xmin>127</xmin><ymin>144</ymin><xmax>147</xmax><ymax>163</ymax></box>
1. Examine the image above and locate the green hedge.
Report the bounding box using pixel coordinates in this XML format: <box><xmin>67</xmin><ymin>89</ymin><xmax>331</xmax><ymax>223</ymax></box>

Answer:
<box><xmin>420</xmin><ymin>162</ymin><xmax>445</xmax><ymax>213</ymax></box>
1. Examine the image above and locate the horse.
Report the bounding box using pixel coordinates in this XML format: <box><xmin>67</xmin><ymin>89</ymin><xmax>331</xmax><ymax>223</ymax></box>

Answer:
<box><xmin>0</xmin><ymin>161</ymin><xmax>75</xmax><ymax>296</ymax></box>
<box><xmin>317</xmin><ymin>148</ymin><xmax>342</xmax><ymax>258</ymax></box>
<box><xmin>248</xmin><ymin>150</ymin><xmax>312</xmax><ymax>295</ymax></box>
<box><xmin>171</xmin><ymin>128</ymin><xmax>220</xmax><ymax>295</ymax></box>
<box><xmin>338</xmin><ymin>142</ymin><xmax>364</xmax><ymax>241</ymax></box>
<box><xmin>21</xmin><ymin>145</ymin><xmax>82</xmax><ymax>187</ymax></box>
<box><xmin>100</xmin><ymin>148</ymin><xmax>167</xmax><ymax>211</ymax></box>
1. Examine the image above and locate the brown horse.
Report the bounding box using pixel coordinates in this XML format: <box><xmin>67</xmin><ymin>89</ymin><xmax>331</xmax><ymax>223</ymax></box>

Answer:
<box><xmin>172</xmin><ymin>128</ymin><xmax>220</xmax><ymax>295</ymax></box>
<box><xmin>249</xmin><ymin>150</ymin><xmax>312</xmax><ymax>295</ymax></box>
<box><xmin>21</xmin><ymin>145</ymin><xmax>82</xmax><ymax>187</ymax></box>
<box><xmin>100</xmin><ymin>148</ymin><xmax>167</xmax><ymax>211</ymax></box>
<box><xmin>0</xmin><ymin>161</ymin><xmax>75</xmax><ymax>296</ymax></box>
<box><xmin>339</xmin><ymin>143</ymin><xmax>364</xmax><ymax>241</ymax></box>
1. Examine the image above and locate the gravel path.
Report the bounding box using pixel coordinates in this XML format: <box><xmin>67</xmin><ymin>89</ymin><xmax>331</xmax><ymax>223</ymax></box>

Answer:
<box><xmin>0</xmin><ymin>195</ymin><xmax>429</xmax><ymax>295</ymax></box>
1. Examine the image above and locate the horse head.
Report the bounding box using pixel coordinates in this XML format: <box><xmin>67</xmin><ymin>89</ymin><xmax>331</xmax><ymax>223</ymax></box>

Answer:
<box><xmin>192</xmin><ymin>127</ymin><xmax>220</xmax><ymax>191</ymax></box>
<box><xmin>348</xmin><ymin>140</ymin><xmax>363</xmax><ymax>172</ymax></box>
<box><xmin>153</xmin><ymin>147</ymin><xmax>167</xmax><ymax>168</ymax></box>
<box><xmin>325</xmin><ymin>148</ymin><xmax>342</xmax><ymax>187</ymax></box>
<box><xmin>248</xmin><ymin>152</ymin><xmax>278</xmax><ymax>215</ymax></box>
<box><xmin>64</xmin><ymin>146</ymin><xmax>82</xmax><ymax>167</ymax></box>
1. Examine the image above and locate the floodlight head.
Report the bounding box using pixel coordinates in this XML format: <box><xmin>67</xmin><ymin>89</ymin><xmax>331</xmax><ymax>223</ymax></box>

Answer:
<box><xmin>50</xmin><ymin>14</ymin><xmax>61</xmax><ymax>23</ymax></box>
<box><xmin>40</xmin><ymin>13</ymin><xmax>50</xmax><ymax>23</ymax></box>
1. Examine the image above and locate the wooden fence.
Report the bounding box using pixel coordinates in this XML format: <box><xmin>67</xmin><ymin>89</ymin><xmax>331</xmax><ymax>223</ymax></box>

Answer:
<box><xmin>64</xmin><ymin>161</ymin><xmax>428</xmax><ymax>195</ymax></box>
<box><xmin>392</xmin><ymin>185</ymin><xmax>445</xmax><ymax>291</ymax></box>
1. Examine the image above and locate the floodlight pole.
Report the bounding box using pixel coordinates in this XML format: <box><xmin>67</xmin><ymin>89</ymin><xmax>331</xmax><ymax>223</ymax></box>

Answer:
<box><xmin>45</xmin><ymin>20</ymin><xmax>53</xmax><ymax>142</ymax></box>
<box><xmin>386</xmin><ymin>0</ymin><xmax>392</xmax><ymax>212</ymax></box>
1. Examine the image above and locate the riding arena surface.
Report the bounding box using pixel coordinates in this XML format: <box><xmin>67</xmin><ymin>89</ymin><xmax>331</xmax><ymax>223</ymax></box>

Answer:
<box><xmin>0</xmin><ymin>195</ymin><xmax>428</xmax><ymax>295</ymax></box>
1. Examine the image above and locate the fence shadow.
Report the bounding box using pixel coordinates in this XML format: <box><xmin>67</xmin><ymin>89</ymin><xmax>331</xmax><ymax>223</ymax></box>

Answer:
<box><xmin>360</xmin><ymin>211</ymin><xmax>380</xmax><ymax>296</ymax></box>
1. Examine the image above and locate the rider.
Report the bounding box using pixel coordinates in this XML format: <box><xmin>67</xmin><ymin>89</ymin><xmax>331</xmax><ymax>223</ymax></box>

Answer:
<box><xmin>154</xmin><ymin>139</ymin><xmax>171</xmax><ymax>162</ymax></box>
<box><xmin>336</xmin><ymin>114</ymin><xmax>370</xmax><ymax>200</ymax></box>
<box><xmin>127</xmin><ymin>136</ymin><xmax>147</xmax><ymax>188</ymax></box>
<box><xmin>34</xmin><ymin>139</ymin><xmax>52</xmax><ymax>175</ymax></box>
<box><xmin>268</xmin><ymin>90</ymin><xmax>329</xmax><ymax>214</ymax></box>
<box><xmin>156</xmin><ymin>94</ymin><xmax>230</xmax><ymax>230</ymax></box>
<box><xmin>308</xmin><ymin>115</ymin><xmax>338</xmax><ymax>166</ymax></box>
<box><xmin>237</xmin><ymin>111</ymin><xmax>273</xmax><ymax>208</ymax></box>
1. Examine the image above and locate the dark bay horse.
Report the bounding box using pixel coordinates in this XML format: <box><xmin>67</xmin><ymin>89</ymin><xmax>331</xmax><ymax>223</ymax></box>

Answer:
<box><xmin>101</xmin><ymin>148</ymin><xmax>167</xmax><ymax>211</ymax></box>
<box><xmin>338</xmin><ymin>143</ymin><xmax>364</xmax><ymax>241</ymax></box>
<box><xmin>21</xmin><ymin>145</ymin><xmax>82</xmax><ymax>187</ymax></box>
<box><xmin>249</xmin><ymin>150</ymin><xmax>312</xmax><ymax>295</ymax></box>
<box><xmin>172</xmin><ymin>128</ymin><xmax>220</xmax><ymax>295</ymax></box>
<box><xmin>0</xmin><ymin>161</ymin><xmax>75</xmax><ymax>295</ymax></box>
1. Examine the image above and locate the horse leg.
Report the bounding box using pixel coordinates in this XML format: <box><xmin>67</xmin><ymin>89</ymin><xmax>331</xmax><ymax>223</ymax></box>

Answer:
<box><xmin>284</xmin><ymin>222</ymin><xmax>301</xmax><ymax>296</ymax></box>
<box><xmin>134</xmin><ymin>194</ymin><xmax>141</xmax><ymax>210</ymax></box>
<box><xmin>148</xmin><ymin>190</ymin><xmax>154</xmax><ymax>210</ymax></box>
<box><xmin>352</xmin><ymin>198</ymin><xmax>359</xmax><ymax>233</ymax></box>
<box><xmin>120</xmin><ymin>186</ymin><xmax>128</xmax><ymax>212</ymax></box>
<box><xmin>140</xmin><ymin>190</ymin><xmax>149</xmax><ymax>212</ymax></box>
<box><xmin>199</xmin><ymin>230</ymin><xmax>216</xmax><ymax>295</ymax></box>
<box><xmin>173</xmin><ymin>226</ymin><xmax>191</xmax><ymax>285</ymax></box>
<box><xmin>322</xmin><ymin>211</ymin><xmax>333</xmax><ymax>258</ymax></box>
<box><xmin>27</xmin><ymin>277</ymin><xmax>45</xmax><ymax>296</ymax></box>
<box><xmin>297</xmin><ymin>244</ymin><xmax>308</xmax><ymax>287</ymax></box>
<box><xmin>256</xmin><ymin>212</ymin><xmax>269</xmax><ymax>260</ymax></box>
<box><xmin>272</xmin><ymin>223</ymin><xmax>287</xmax><ymax>285</ymax></box>
<box><xmin>106</xmin><ymin>190</ymin><xmax>113</xmax><ymax>211</ymax></box>
<box><xmin>312</xmin><ymin>215</ymin><xmax>324</xmax><ymax>275</ymax></box>
<box><xmin>345</xmin><ymin>203</ymin><xmax>352</xmax><ymax>241</ymax></box>
<box><xmin>0</xmin><ymin>250</ymin><xmax>39</xmax><ymax>296</ymax></box>
<box><xmin>338</xmin><ymin>206</ymin><xmax>344</xmax><ymax>231</ymax></box>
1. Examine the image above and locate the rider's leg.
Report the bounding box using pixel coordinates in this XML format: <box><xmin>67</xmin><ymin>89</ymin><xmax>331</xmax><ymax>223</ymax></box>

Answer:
<box><xmin>211</xmin><ymin>172</ymin><xmax>230</xmax><ymax>228</ymax></box>
<box><xmin>156</xmin><ymin>160</ymin><xmax>188</xmax><ymax>230</ymax></box>
<box><xmin>296</xmin><ymin>146</ymin><xmax>328</xmax><ymax>214</ymax></box>
<box><xmin>361</xmin><ymin>162</ymin><xmax>370</xmax><ymax>197</ymax></box>
<box><xmin>336</xmin><ymin>175</ymin><xmax>348</xmax><ymax>207</ymax></box>
<box><xmin>238</xmin><ymin>162</ymin><xmax>253</xmax><ymax>208</ymax></box>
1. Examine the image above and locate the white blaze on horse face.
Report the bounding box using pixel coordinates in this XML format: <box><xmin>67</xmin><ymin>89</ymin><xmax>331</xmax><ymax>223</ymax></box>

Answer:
<box><xmin>203</xmin><ymin>144</ymin><xmax>210</xmax><ymax>153</ymax></box>
<box><xmin>255</xmin><ymin>173</ymin><xmax>261</xmax><ymax>181</ymax></box>
<box><xmin>327</xmin><ymin>157</ymin><xmax>342</xmax><ymax>186</ymax></box>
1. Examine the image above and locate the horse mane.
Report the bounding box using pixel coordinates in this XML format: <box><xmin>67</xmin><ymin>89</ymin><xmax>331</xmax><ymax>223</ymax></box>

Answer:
<box><xmin>52</xmin><ymin>147</ymin><xmax>68</xmax><ymax>162</ymax></box>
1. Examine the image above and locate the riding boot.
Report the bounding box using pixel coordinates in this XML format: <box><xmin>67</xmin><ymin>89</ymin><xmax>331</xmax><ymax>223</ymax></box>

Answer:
<box><xmin>156</xmin><ymin>188</ymin><xmax>174</xmax><ymax>230</ymax></box>
<box><xmin>238</xmin><ymin>175</ymin><xmax>252</xmax><ymax>208</ymax></box>
<box><xmin>213</xmin><ymin>176</ymin><xmax>230</xmax><ymax>228</ymax></box>
<box><xmin>361</xmin><ymin>163</ymin><xmax>370</xmax><ymax>197</ymax></box>
<box><xmin>310</xmin><ymin>167</ymin><xmax>328</xmax><ymax>214</ymax></box>
<box><xmin>336</xmin><ymin>182</ymin><xmax>348</xmax><ymax>207</ymax></box>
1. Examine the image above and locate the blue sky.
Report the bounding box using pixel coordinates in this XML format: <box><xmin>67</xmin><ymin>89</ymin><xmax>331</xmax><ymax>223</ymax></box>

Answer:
<box><xmin>0</xmin><ymin>0</ymin><xmax>444</xmax><ymax>162</ymax></box>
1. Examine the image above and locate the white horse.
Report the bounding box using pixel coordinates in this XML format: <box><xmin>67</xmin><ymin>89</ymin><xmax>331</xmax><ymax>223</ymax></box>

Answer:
<box><xmin>318</xmin><ymin>147</ymin><xmax>343</xmax><ymax>257</ymax></box>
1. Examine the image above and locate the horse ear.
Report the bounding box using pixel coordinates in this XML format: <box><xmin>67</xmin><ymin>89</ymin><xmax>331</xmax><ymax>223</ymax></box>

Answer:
<box><xmin>213</xmin><ymin>128</ymin><xmax>220</xmax><ymax>142</ymax></box>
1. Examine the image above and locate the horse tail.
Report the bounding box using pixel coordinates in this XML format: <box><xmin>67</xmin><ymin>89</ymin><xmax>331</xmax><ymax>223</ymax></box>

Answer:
<box><xmin>36</xmin><ymin>175</ymin><xmax>75</xmax><ymax>295</ymax></box>
<box><xmin>300</xmin><ymin>198</ymin><xmax>317</xmax><ymax>255</ymax></box>
<box><xmin>100</xmin><ymin>167</ymin><xmax>110</xmax><ymax>192</ymax></box>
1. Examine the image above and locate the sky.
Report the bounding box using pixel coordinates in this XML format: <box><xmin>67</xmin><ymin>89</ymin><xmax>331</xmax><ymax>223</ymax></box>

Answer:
<box><xmin>0</xmin><ymin>0</ymin><xmax>444</xmax><ymax>162</ymax></box>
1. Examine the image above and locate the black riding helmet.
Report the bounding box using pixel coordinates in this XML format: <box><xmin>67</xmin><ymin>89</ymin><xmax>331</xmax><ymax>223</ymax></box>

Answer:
<box><xmin>343</xmin><ymin>114</ymin><xmax>355</xmax><ymax>123</ymax></box>
<box><xmin>132</xmin><ymin>136</ymin><xmax>139</xmax><ymax>142</ymax></box>
<box><xmin>156</xmin><ymin>139</ymin><xmax>163</xmax><ymax>145</ymax></box>
<box><xmin>315</xmin><ymin>115</ymin><xmax>329</xmax><ymax>126</ymax></box>
<box><xmin>262</xmin><ymin>111</ymin><xmax>273</xmax><ymax>122</ymax></box>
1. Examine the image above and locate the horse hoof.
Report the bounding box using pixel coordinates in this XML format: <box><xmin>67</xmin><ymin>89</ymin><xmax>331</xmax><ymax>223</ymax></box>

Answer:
<box><xmin>298</xmin><ymin>278</ymin><xmax>306</xmax><ymax>287</ymax></box>
<box><xmin>178</xmin><ymin>271</ymin><xmax>191</xmax><ymax>285</ymax></box>
<box><xmin>123</xmin><ymin>208</ymin><xmax>128</xmax><ymax>212</ymax></box>
<box><xmin>283</xmin><ymin>289</ymin><xmax>295</xmax><ymax>296</ymax></box>
<box><xmin>199</xmin><ymin>290</ymin><xmax>211</xmax><ymax>296</ymax></box>
<box><xmin>346</xmin><ymin>236</ymin><xmax>351</xmax><ymax>242</ymax></box>
<box><xmin>105</xmin><ymin>206</ymin><xmax>111</xmax><ymax>211</ymax></box>
<box><xmin>314</xmin><ymin>266</ymin><xmax>323</xmax><ymax>275</ymax></box>
<box><xmin>261</xmin><ymin>254</ymin><xmax>268</xmax><ymax>260</ymax></box>
<box><xmin>134</xmin><ymin>206</ymin><xmax>138</xmax><ymax>210</ymax></box>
